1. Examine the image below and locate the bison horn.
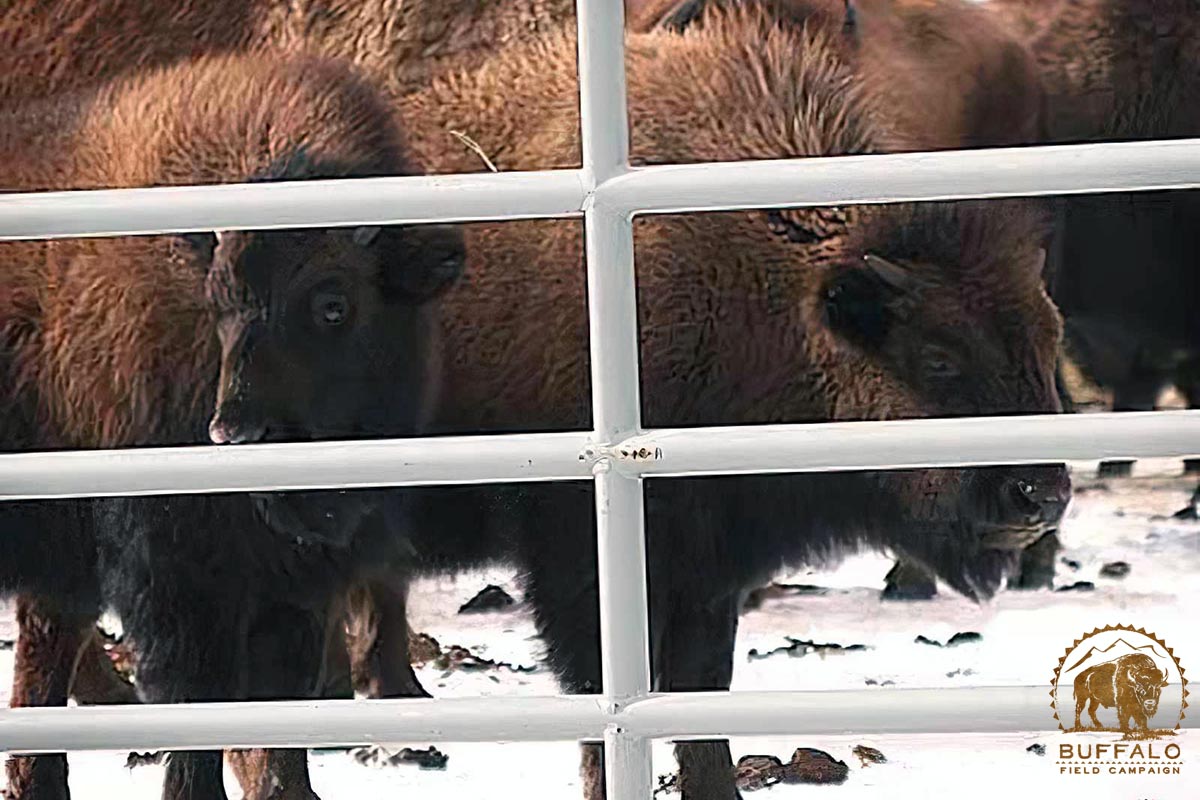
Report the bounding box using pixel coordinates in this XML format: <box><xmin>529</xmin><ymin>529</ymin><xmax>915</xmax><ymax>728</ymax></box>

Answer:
<box><xmin>863</xmin><ymin>253</ymin><xmax>918</xmax><ymax>293</ymax></box>
<box><xmin>353</xmin><ymin>225</ymin><xmax>383</xmax><ymax>247</ymax></box>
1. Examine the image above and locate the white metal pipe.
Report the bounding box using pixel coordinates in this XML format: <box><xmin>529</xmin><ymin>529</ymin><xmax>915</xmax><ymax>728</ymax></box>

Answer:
<box><xmin>575</xmin><ymin>0</ymin><xmax>654</xmax><ymax>792</ymax></box>
<box><xmin>0</xmin><ymin>696</ymin><xmax>608</xmax><ymax>753</ymax></box>
<box><xmin>0</xmin><ymin>170</ymin><xmax>587</xmax><ymax>240</ymax></box>
<box><xmin>1</xmin><ymin>139</ymin><xmax>1198</xmax><ymax>240</ymax></box>
<box><xmin>618</xmin><ymin>411</ymin><xmax>1200</xmax><ymax>479</ymax></box>
<box><xmin>602</xmin><ymin>138</ymin><xmax>1200</xmax><ymax>216</ymax></box>
<box><xmin>604</xmin><ymin>728</ymin><xmax>653</xmax><ymax>800</ymax></box>
<box><xmin>582</xmin><ymin>209</ymin><xmax>643</xmax><ymax>445</ymax></box>
<box><xmin>2</xmin><ymin>412</ymin><xmax>1196</xmax><ymax>499</ymax></box>
<box><xmin>6</xmin><ymin>687</ymin><xmax>1183</xmax><ymax>753</ymax></box>
<box><xmin>576</xmin><ymin>0</ymin><xmax>630</xmax><ymax>186</ymax></box>
<box><xmin>0</xmin><ymin>432</ymin><xmax>593</xmax><ymax>500</ymax></box>
<box><xmin>593</xmin><ymin>465</ymin><xmax>653</xmax><ymax>702</ymax></box>
<box><xmin>620</xmin><ymin>686</ymin><xmax>1127</xmax><ymax>737</ymax></box>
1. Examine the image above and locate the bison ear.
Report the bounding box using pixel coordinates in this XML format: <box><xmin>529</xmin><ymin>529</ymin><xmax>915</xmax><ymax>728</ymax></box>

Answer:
<box><xmin>359</xmin><ymin>224</ymin><xmax>465</xmax><ymax>302</ymax></box>
<box><xmin>824</xmin><ymin>255</ymin><xmax>924</xmax><ymax>348</ymax></box>
<box><xmin>176</xmin><ymin>231</ymin><xmax>219</xmax><ymax>263</ymax></box>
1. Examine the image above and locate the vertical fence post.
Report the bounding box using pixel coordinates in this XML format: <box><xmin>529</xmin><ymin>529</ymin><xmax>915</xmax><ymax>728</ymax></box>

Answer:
<box><xmin>576</xmin><ymin>0</ymin><xmax>654</xmax><ymax>797</ymax></box>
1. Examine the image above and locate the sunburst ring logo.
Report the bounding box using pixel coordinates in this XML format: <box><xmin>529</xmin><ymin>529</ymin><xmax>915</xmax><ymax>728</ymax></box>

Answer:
<box><xmin>1051</xmin><ymin>625</ymin><xmax>1189</xmax><ymax>739</ymax></box>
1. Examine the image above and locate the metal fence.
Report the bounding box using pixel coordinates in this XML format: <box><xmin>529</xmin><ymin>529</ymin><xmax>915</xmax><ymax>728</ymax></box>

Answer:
<box><xmin>2</xmin><ymin>0</ymin><xmax>1200</xmax><ymax>797</ymax></box>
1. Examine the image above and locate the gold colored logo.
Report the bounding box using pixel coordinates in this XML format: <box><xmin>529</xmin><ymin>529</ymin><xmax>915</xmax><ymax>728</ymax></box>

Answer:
<box><xmin>1051</xmin><ymin>625</ymin><xmax>1189</xmax><ymax>777</ymax></box>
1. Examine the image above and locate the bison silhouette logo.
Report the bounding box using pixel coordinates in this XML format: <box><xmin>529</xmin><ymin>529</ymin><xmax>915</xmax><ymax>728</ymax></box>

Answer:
<box><xmin>1052</xmin><ymin>625</ymin><xmax>1188</xmax><ymax>739</ymax></box>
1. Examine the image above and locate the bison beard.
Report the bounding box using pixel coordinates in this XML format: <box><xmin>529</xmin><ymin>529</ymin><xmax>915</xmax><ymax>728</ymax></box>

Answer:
<box><xmin>0</xmin><ymin>53</ymin><xmax>462</xmax><ymax>800</ymax></box>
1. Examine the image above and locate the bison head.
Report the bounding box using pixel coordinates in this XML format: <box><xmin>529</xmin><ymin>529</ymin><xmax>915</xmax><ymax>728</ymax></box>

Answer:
<box><xmin>191</xmin><ymin>222</ymin><xmax>463</xmax><ymax>446</ymax></box>
<box><xmin>1129</xmin><ymin>664</ymin><xmax>1169</xmax><ymax>717</ymax></box>
<box><xmin>803</xmin><ymin>200</ymin><xmax>1071</xmax><ymax>597</ymax></box>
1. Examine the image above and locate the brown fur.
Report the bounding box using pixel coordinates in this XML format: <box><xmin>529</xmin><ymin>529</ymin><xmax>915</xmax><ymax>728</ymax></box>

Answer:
<box><xmin>630</xmin><ymin>0</ymin><xmax>1047</xmax><ymax>150</ymax></box>
<box><xmin>987</xmin><ymin>0</ymin><xmax>1200</xmax><ymax>142</ymax></box>
<box><xmin>0</xmin><ymin>0</ymin><xmax>582</xmax><ymax>109</ymax></box>
<box><xmin>5</xmin><ymin>598</ymin><xmax>93</xmax><ymax>798</ymax></box>
<box><xmin>0</xmin><ymin>52</ymin><xmax>430</xmax><ymax>800</ymax></box>
<box><xmin>227</xmin><ymin>750</ymin><xmax>320</xmax><ymax>800</ymax></box>
<box><xmin>0</xmin><ymin>54</ymin><xmax>420</xmax><ymax>449</ymax></box>
<box><xmin>399</xmin><ymin>11</ymin><xmax>1061</xmax><ymax>435</ymax></box>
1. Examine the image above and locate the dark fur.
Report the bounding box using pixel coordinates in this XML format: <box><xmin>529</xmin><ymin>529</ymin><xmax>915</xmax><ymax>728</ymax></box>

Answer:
<box><xmin>0</xmin><ymin>53</ymin><xmax>461</xmax><ymax>800</ymax></box>
<box><xmin>990</xmin><ymin>0</ymin><xmax>1200</xmax><ymax>503</ymax></box>
<box><xmin>392</xmin><ymin>12</ymin><xmax>1070</xmax><ymax>799</ymax></box>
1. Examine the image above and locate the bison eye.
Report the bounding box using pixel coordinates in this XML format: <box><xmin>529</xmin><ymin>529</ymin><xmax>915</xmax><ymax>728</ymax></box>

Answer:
<box><xmin>923</xmin><ymin>346</ymin><xmax>961</xmax><ymax>380</ymax></box>
<box><xmin>311</xmin><ymin>291</ymin><xmax>349</xmax><ymax>327</ymax></box>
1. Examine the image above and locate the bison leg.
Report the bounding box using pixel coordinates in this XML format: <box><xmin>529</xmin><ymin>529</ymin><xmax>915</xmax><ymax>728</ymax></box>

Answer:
<box><xmin>509</xmin><ymin>486</ymin><xmax>605</xmax><ymax>799</ymax></box>
<box><xmin>6</xmin><ymin>595</ymin><xmax>95</xmax><ymax>800</ymax></box>
<box><xmin>1073</xmin><ymin>690</ymin><xmax>1086</xmax><ymax>730</ymax></box>
<box><xmin>344</xmin><ymin>578</ymin><xmax>430</xmax><ymax>700</ymax></box>
<box><xmin>129</xmin><ymin>598</ymin><xmax>240</xmax><ymax>800</ymax></box>
<box><xmin>227</xmin><ymin>750</ymin><xmax>317</xmax><ymax>800</ymax></box>
<box><xmin>656</xmin><ymin>594</ymin><xmax>742</xmax><ymax>800</ymax></box>
<box><xmin>1007</xmin><ymin>532</ymin><xmax>1060</xmax><ymax>591</ymax></box>
<box><xmin>882</xmin><ymin>559</ymin><xmax>938</xmax><ymax>600</ymax></box>
<box><xmin>230</xmin><ymin>602</ymin><xmax>334</xmax><ymax>800</ymax></box>
<box><xmin>1088</xmin><ymin>697</ymin><xmax>1103</xmax><ymax>729</ymax></box>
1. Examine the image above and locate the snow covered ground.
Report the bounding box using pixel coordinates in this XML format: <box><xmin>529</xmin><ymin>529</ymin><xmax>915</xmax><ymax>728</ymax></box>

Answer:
<box><xmin>2</xmin><ymin>466</ymin><xmax>1197</xmax><ymax>798</ymax></box>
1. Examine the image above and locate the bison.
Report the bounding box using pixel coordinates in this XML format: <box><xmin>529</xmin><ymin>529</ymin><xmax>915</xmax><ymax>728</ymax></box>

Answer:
<box><xmin>385</xmin><ymin>8</ymin><xmax>1071</xmax><ymax>798</ymax></box>
<box><xmin>1073</xmin><ymin>653</ymin><xmax>1170</xmax><ymax>732</ymax></box>
<box><xmin>0</xmin><ymin>0</ymin><xmax>583</xmax><ymax>106</ymax></box>
<box><xmin>635</xmin><ymin>0</ymin><xmax>1067</xmax><ymax>599</ymax></box>
<box><xmin>987</xmin><ymin>0</ymin><xmax>1200</xmax><ymax>506</ymax></box>
<box><xmin>0</xmin><ymin>52</ymin><xmax>462</xmax><ymax>800</ymax></box>
<box><xmin>625</xmin><ymin>0</ymin><xmax>1047</xmax><ymax>150</ymax></box>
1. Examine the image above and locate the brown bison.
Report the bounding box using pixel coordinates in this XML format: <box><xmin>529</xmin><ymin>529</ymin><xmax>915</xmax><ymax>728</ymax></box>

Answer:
<box><xmin>0</xmin><ymin>52</ymin><xmax>461</xmax><ymax>800</ymax></box>
<box><xmin>638</xmin><ymin>0</ymin><xmax>1066</xmax><ymax>600</ymax></box>
<box><xmin>0</xmin><ymin>0</ymin><xmax>582</xmax><ymax>106</ymax></box>
<box><xmin>387</xmin><ymin>8</ymin><xmax>1069</xmax><ymax>799</ymax></box>
<box><xmin>1073</xmin><ymin>653</ymin><xmax>1170</xmax><ymax>732</ymax></box>
<box><xmin>627</xmin><ymin>0</ymin><xmax>1047</xmax><ymax>150</ymax></box>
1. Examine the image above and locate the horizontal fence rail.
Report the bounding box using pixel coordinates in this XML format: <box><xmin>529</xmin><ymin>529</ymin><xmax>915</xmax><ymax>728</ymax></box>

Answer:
<box><xmin>0</xmin><ymin>139</ymin><xmax>1198</xmax><ymax>239</ymax></box>
<box><xmin>6</xmin><ymin>686</ymin><xmax>1181</xmax><ymax>754</ymax></box>
<box><xmin>3</xmin><ymin>411</ymin><xmax>1197</xmax><ymax>499</ymax></box>
<box><xmin>0</xmin><ymin>432</ymin><xmax>594</xmax><ymax>500</ymax></box>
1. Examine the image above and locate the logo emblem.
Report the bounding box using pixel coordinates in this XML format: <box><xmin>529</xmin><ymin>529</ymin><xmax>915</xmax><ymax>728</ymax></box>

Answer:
<box><xmin>1052</xmin><ymin>625</ymin><xmax>1189</xmax><ymax>778</ymax></box>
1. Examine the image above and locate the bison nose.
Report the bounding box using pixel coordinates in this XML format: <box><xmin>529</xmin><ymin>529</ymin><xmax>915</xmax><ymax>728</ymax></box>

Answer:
<box><xmin>208</xmin><ymin>417</ymin><xmax>267</xmax><ymax>445</ymax></box>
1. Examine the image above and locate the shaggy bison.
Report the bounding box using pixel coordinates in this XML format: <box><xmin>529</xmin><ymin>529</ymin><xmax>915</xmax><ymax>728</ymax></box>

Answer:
<box><xmin>386</xmin><ymin>9</ymin><xmax>1070</xmax><ymax>798</ymax></box>
<box><xmin>628</xmin><ymin>0</ymin><xmax>1047</xmax><ymax>150</ymax></box>
<box><xmin>1073</xmin><ymin>653</ymin><xmax>1170</xmax><ymax>732</ymax></box>
<box><xmin>637</xmin><ymin>0</ymin><xmax>1066</xmax><ymax>599</ymax></box>
<box><xmin>0</xmin><ymin>53</ymin><xmax>462</xmax><ymax>800</ymax></box>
